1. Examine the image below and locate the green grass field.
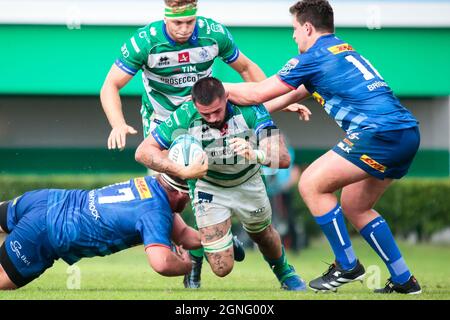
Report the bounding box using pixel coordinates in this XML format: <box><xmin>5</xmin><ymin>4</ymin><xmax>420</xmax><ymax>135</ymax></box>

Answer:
<box><xmin>0</xmin><ymin>238</ymin><xmax>448</xmax><ymax>300</ymax></box>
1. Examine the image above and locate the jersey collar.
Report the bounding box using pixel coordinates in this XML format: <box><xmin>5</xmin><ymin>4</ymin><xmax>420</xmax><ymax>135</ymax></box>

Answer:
<box><xmin>301</xmin><ymin>33</ymin><xmax>335</xmax><ymax>56</ymax></box>
<box><xmin>224</xmin><ymin>101</ymin><xmax>234</xmax><ymax>122</ymax></box>
<box><xmin>162</xmin><ymin>20</ymin><xmax>199</xmax><ymax>46</ymax></box>
<box><xmin>313</xmin><ymin>33</ymin><xmax>335</xmax><ymax>48</ymax></box>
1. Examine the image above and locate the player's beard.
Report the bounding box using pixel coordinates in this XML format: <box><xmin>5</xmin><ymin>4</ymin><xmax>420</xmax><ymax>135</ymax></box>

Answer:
<box><xmin>208</xmin><ymin>120</ymin><xmax>225</xmax><ymax>129</ymax></box>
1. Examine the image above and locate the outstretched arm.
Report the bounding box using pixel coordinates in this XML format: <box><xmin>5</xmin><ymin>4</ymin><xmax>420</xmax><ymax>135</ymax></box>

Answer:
<box><xmin>263</xmin><ymin>85</ymin><xmax>311</xmax><ymax>113</ymax></box>
<box><xmin>227</xmin><ymin>53</ymin><xmax>309</xmax><ymax>115</ymax></box>
<box><xmin>145</xmin><ymin>245</ymin><xmax>192</xmax><ymax>277</ymax></box>
<box><xmin>171</xmin><ymin>213</ymin><xmax>201</xmax><ymax>250</ymax></box>
<box><xmin>225</xmin><ymin>75</ymin><xmax>292</xmax><ymax>106</ymax></box>
<box><xmin>100</xmin><ymin>64</ymin><xmax>137</xmax><ymax>150</ymax></box>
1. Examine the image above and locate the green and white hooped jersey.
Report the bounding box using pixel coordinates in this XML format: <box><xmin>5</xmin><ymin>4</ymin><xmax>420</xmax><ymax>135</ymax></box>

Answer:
<box><xmin>152</xmin><ymin>101</ymin><xmax>276</xmax><ymax>188</ymax></box>
<box><xmin>115</xmin><ymin>17</ymin><xmax>239</xmax><ymax>123</ymax></box>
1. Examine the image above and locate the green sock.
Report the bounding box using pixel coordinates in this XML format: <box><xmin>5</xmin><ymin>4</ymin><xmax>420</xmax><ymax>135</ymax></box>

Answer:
<box><xmin>264</xmin><ymin>246</ymin><xmax>295</xmax><ymax>283</ymax></box>
<box><xmin>190</xmin><ymin>248</ymin><xmax>204</xmax><ymax>259</ymax></box>
<box><xmin>189</xmin><ymin>214</ymin><xmax>204</xmax><ymax>260</ymax></box>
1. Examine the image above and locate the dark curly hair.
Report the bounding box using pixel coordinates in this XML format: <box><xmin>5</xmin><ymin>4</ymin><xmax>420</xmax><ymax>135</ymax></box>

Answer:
<box><xmin>289</xmin><ymin>0</ymin><xmax>334</xmax><ymax>33</ymax></box>
<box><xmin>192</xmin><ymin>77</ymin><xmax>225</xmax><ymax>106</ymax></box>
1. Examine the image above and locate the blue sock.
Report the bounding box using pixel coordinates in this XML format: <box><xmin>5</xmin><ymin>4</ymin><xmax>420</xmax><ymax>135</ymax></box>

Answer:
<box><xmin>315</xmin><ymin>204</ymin><xmax>357</xmax><ymax>270</ymax></box>
<box><xmin>360</xmin><ymin>216</ymin><xmax>411</xmax><ymax>285</ymax></box>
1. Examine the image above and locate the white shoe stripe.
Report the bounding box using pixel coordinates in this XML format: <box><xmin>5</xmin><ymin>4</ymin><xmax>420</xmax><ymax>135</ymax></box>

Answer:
<box><xmin>322</xmin><ymin>283</ymin><xmax>333</xmax><ymax>290</ymax></box>
<box><xmin>330</xmin><ymin>281</ymin><xmax>343</xmax><ymax>287</ymax></box>
<box><xmin>408</xmin><ymin>290</ymin><xmax>422</xmax><ymax>295</ymax></box>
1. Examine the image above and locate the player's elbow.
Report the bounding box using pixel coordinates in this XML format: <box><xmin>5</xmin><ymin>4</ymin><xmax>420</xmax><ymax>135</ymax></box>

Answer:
<box><xmin>135</xmin><ymin>140</ymin><xmax>152</xmax><ymax>165</ymax></box>
<box><xmin>150</xmin><ymin>259</ymin><xmax>173</xmax><ymax>276</ymax></box>
<box><xmin>135</xmin><ymin>144</ymin><xmax>145</xmax><ymax>164</ymax></box>
<box><xmin>150</xmin><ymin>257</ymin><xmax>190</xmax><ymax>277</ymax></box>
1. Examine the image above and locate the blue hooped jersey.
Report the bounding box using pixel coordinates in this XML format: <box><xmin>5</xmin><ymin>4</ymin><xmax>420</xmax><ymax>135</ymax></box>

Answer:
<box><xmin>277</xmin><ymin>34</ymin><xmax>418</xmax><ymax>133</ymax></box>
<box><xmin>45</xmin><ymin>176</ymin><xmax>173</xmax><ymax>264</ymax></box>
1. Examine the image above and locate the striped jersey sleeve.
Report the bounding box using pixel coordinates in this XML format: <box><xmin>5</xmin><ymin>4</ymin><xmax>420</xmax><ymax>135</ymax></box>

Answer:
<box><xmin>240</xmin><ymin>104</ymin><xmax>276</xmax><ymax>135</ymax></box>
<box><xmin>151</xmin><ymin>103</ymin><xmax>193</xmax><ymax>149</ymax></box>
<box><xmin>115</xmin><ymin>26</ymin><xmax>151</xmax><ymax>76</ymax></box>
<box><xmin>202</xmin><ymin>18</ymin><xmax>240</xmax><ymax>64</ymax></box>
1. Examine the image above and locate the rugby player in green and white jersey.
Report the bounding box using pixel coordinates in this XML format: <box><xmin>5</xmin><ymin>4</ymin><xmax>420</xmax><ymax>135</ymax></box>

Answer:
<box><xmin>135</xmin><ymin>78</ymin><xmax>307</xmax><ymax>291</ymax></box>
<box><xmin>100</xmin><ymin>0</ymin><xmax>268</xmax><ymax>290</ymax></box>
<box><xmin>100</xmin><ymin>0</ymin><xmax>268</xmax><ymax>150</ymax></box>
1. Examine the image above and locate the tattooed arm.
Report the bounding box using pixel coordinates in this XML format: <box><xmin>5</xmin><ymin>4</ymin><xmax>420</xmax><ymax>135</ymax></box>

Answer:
<box><xmin>229</xmin><ymin>129</ymin><xmax>291</xmax><ymax>169</ymax></box>
<box><xmin>135</xmin><ymin>134</ymin><xmax>208</xmax><ymax>180</ymax></box>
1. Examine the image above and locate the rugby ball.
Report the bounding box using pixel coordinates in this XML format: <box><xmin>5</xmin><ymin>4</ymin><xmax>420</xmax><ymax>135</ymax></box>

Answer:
<box><xmin>168</xmin><ymin>134</ymin><xmax>204</xmax><ymax>167</ymax></box>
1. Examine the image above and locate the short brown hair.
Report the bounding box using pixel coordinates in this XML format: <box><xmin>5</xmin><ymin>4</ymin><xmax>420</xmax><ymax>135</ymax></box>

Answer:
<box><xmin>192</xmin><ymin>77</ymin><xmax>225</xmax><ymax>106</ymax></box>
<box><xmin>289</xmin><ymin>0</ymin><xmax>334</xmax><ymax>33</ymax></box>
<box><xmin>164</xmin><ymin>0</ymin><xmax>197</xmax><ymax>7</ymax></box>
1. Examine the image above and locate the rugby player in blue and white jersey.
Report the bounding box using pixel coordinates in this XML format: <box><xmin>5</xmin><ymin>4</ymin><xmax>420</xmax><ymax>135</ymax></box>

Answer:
<box><xmin>0</xmin><ymin>174</ymin><xmax>219</xmax><ymax>289</ymax></box>
<box><xmin>225</xmin><ymin>0</ymin><xmax>421</xmax><ymax>294</ymax></box>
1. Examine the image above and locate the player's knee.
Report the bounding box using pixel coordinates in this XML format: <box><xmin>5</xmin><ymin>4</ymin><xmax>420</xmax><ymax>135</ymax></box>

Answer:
<box><xmin>212</xmin><ymin>265</ymin><xmax>233</xmax><ymax>278</ymax></box>
<box><xmin>298</xmin><ymin>173</ymin><xmax>314</xmax><ymax>200</ymax></box>
<box><xmin>207</xmin><ymin>252</ymin><xmax>234</xmax><ymax>278</ymax></box>
<box><xmin>248</xmin><ymin>224</ymin><xmax>278</xmax><ymax>247</ymax></box>
<box><xmin>201</xmin><ymin>225</ymin><xmax>235</xmax><ymax>277</ymax></box>
<box><xmin>0</xmin><ymin>266</ymin><xmax>18</xmax><ymax>290</ymax></box>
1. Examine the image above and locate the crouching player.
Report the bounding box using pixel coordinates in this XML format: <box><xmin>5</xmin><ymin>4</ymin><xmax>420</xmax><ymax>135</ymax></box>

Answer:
<box><xmin>0</xmin><ymin>173</ymin><xmax>243</xmax><ymax>289</ymax></box>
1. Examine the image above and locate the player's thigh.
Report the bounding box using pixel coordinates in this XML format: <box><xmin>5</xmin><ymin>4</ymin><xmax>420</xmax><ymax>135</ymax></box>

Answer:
<box><xmin>191</xmin><ymin>179</ymin><xmax>233</xmax><ymax>229</ymax></box>
<box><xmin>191</xmin><ymin>180</ymin><xmax>234</xmax><ymax>267</ymax></box>
<box><xmin>232</xmin><ymin>174</ymin><xmax>273</xmax><ymax>234</ymax></box>
<box><xmin>299</xmin><ymin>150</ymin><xmax>371</xmax><ymax>196</ymax></box>
<box><xmin>0</xmin><ymin>264</ymin><xmax>17</xmax><ymax>290</ymax></box>
<box><xmin>2</xmin><ymin>190</ymin><xmax>49</xmax><ymax>233</ymax></box>
<box><xmin>0</xmin><ymin>208</ymin><xmax>57</xmax><ymax>288</ymax></box>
